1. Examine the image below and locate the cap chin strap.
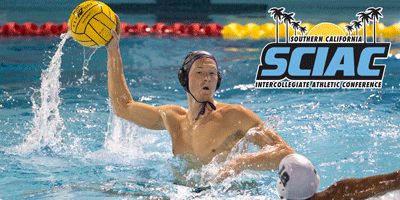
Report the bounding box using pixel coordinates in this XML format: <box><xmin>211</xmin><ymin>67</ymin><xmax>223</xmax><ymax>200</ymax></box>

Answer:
<box><xmin>188</xmin><ymin>91</ymin><xmax>216</xmax><ymax>120</ymax></box>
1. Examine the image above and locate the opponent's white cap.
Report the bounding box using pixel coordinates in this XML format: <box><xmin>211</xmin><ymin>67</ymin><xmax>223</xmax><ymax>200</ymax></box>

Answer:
<box><xmin>277</xmin><ymin>154</ymin><xmax>320</xmax><ymax>200</ymax></box>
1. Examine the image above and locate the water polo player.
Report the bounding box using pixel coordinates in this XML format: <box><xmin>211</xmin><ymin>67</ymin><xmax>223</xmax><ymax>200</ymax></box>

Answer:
<box><xmin>105</xmin><ymin>14</ymin><xmax>294</xmax><ymax>182</ymax></box>
<box><xmin>277</xmin><ymin>154</ymin><xmax>400</xmax><ymax>200</ymax></box>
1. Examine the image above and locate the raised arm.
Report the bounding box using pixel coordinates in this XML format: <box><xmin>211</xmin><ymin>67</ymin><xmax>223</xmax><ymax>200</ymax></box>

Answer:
<box><xmin>105</xmin><ymin>15</ymin><xmax>169</xmax><ymax>130</ymax></box>
<box><xmin>312</xmin><ymin>170</ymin><xmax>400</xmax><ymax>199</ymax></box>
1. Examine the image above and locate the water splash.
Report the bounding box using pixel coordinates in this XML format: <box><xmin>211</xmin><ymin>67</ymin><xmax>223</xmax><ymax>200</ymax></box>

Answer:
<box><xmin>265</xmin><ymin>115</ymin><xmax>282</xmax><ymax>129</ymax></box>
<box><xmin>77</xmin><ymin>47</ymin><xmax>97</xmax><ymax>84</ymax></box>
<box><xmin>10</xmin><ymin>32</ymin><xmax>71</xmax><ymax>155</ymax></box>
<box><xmin>84</xmin><ymin>102</ymin><xmax>152</xmax><ymax>164</ymax></box>
<box><xmin>171</xmin><ymin>117</ymin><xmax>281</xmax><ymax>189</ymax></box>
<box><xmin>104</xmin><ymin>107</ymin><xmax>143</xmax><ymax>158</ymax></box>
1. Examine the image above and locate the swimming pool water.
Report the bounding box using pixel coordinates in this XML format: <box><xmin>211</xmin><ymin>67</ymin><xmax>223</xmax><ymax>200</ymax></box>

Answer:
<box><xmin>0</xmin><ymin>35</ymin><xmax>400</xmax><ymax>199</ymax></box>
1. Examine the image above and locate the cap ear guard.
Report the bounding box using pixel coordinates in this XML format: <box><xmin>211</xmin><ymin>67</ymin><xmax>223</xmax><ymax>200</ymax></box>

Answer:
<box><xmin>178</xmin><ymin>67</ymin><xmax>189</xmax><ymax>92</ymax></box>
<box><xmin>216</xmin><ymin>71</ymin><xmax>222</xmax><ymax>90</ymax></box>
<box><xmin>277</xmin><ymin>176</ymin><xmax>289</xmax><ymax>199</ymax></box>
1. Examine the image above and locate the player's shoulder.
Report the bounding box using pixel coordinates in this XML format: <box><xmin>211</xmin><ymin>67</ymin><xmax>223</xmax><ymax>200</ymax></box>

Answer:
<box><xmin>217</xmin><ymin>102</ymin><xmax>253</xmax><ymax>115</ymax></box>
<box><xmin>216</xmin><ymin>102</ymin><xmax>260</xmax><ymax>123</ymax></box>
<box><xmin>158</xmin><ymin>104</ymin><xmax>188</xmax><ymax>116</ymax></box>
<box><xmin>216</xmin><ymin>102</ymin><xmax>262</xmax><ymax>131</ymax></box>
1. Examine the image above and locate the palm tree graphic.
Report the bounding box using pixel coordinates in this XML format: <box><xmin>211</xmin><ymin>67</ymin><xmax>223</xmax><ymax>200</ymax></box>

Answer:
<box><xmin>282</xmin><ymin>12</ymin><xmax>295</xmax><ymax>43</ymax></box>
<box><xmin>291</xmin><ymin>21</ymin><xmax>301</xmax><ymax>36</ymax></box>
<box><xmin>367</xmin><ymin>7</ymin><xmax>383</xmax><ymax>43</ymax></box>
<box><xmin>299</xmin><ymin>26</ymin><xmax>308</xmax><ymax>36</ymax></box>
<box><xmin>351</xmin><ymin>20</ymin><xmax>362</xmax><ymax>36</ymax></box>
<box><xmin>268</xmin><ymin>7</ymin><xmax>285</xmax><ymax>43</ymax></box>
<box><xmin>345</xmin><ymin>24</ymin><xmax>354</xmax><ymax>36</ymax></box>
<box><xmin>356</xmin><ymin>11</ymin><xmax>372</xmax><ymax>43</ymax></box>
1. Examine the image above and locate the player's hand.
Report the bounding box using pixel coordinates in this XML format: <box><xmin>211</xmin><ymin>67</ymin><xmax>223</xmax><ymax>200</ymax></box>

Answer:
<box><xmin>106</xmin><ymin>14</ymin><xmax>121</xmax><ymax>50</ymax></box>
<box><xmin>210</xmin><ymin>158</ymin><xmax>244</xmax><ymax>185</ymax></box>
<box><xmin>245</xmin><ymin>123</ymin><xmax>282</xmax><ymax>147</ymax></box>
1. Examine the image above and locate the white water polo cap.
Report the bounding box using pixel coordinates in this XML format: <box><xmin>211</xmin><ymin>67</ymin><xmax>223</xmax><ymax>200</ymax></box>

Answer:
<box><xmin>277</xmin><ymin>154</ymin><xmax>320</xmax><ymax>200</ymax></box>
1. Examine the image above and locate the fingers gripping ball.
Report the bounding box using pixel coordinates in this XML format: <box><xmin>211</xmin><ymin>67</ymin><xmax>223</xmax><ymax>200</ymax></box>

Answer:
<box><xmin>68</xmin><ymin>1</ymin><xmax>116</xmax><ymax>48</ymax></box>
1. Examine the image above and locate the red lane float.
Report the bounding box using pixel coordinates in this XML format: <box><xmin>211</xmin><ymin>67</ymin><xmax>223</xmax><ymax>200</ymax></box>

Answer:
<box><xmin>57</xmin><ymin>22</ymin><xmax>68</xmax><ymax>36</ymax></box>
<box><xmin>171</xmin><ymin>23</ymin><xmax>186</xmax><ymax>36</ymax></box>
<box><xmin>0</xmin><ymin>22</ymin><xmax>224</xmax><ymax>37</ymax></box>
<box><xmin>22</xmin><ymin>22</ymin><xmax>39</xmax><ymax>36</ymax></box>
<box><xmin>150</xmin><ymin>23</ymin><xmax>170</xmax><ymax>36</ymax></box>
<box><xmin>38</xmin><ymin>22</ymin><xmax>57</xmax><ymax>36</ymax></box>
<box><xmin>205</xmin><ymin>23</ymin><xmax>223</xmax><ymax>37</ymax></box>
<box><xmin>2</xmin><ymin>22</ymin><xmax>24</xmax><ymax>36</ymax></box>
<box><xmin>188</xmin><ymin>23</ymin><xmax>204</xmax><ymax>36</ymax></box>
<box><xmin>132</xmin><ymin>23</ymin><xmax>150</xmax><ymax>35</ymax></box>
<box><xmin>2</xmin><ymin>22</ymin><xmax>400</xmax><ymax>38</ymax></box>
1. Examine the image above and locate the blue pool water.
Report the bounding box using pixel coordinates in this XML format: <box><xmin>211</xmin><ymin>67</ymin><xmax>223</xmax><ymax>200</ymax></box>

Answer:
<box><xmin>1</xmin><ymin>33</ymin><xmax>400</xmax><ymax>199</ymax></box>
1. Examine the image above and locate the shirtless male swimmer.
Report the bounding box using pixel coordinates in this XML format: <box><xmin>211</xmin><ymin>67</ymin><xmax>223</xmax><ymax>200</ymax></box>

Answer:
<box><xmin>105</xmin><ymin>15</ymin><xmax>294</xmax><ymax>183</ymax></box>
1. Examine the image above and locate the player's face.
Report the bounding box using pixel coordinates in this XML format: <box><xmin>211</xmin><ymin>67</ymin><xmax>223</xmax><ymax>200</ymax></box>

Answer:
<box><xmin>188</xmin><ymin>58</ymin><xmax>218</xmax><ymax>101</ymax></box>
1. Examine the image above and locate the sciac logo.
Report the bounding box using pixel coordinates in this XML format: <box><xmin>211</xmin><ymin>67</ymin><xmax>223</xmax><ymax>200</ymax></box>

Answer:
<box><xmin>255</xmin><ymin>7</ymin><xmax>391</xmax><ymax>89</ymax></box>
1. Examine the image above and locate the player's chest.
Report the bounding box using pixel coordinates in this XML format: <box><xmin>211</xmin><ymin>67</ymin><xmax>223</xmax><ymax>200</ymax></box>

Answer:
<box><xmin>177</xmin><ymin>121</ymin><xmax>243</xmax><ymax>157</ymax></box>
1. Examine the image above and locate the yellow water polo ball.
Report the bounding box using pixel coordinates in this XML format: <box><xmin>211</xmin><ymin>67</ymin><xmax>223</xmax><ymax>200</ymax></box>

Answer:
<box><xmin>68</xmin><ymin>1</ymin><xmax>117</xmax><ymax>48</ymax></box>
